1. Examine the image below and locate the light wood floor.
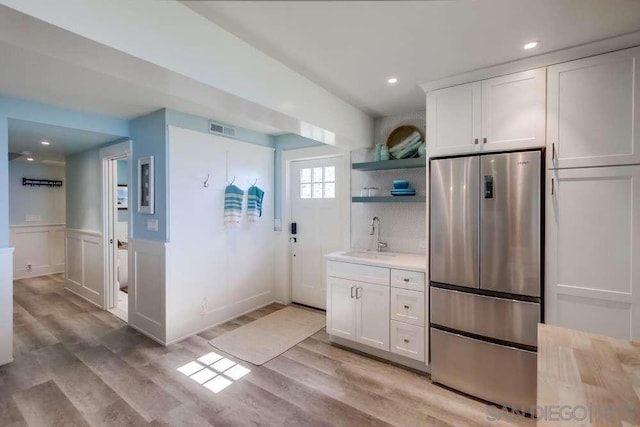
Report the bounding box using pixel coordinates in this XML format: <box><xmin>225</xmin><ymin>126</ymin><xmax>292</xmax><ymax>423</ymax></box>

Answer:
<box><xmin>1</xmin><ymin>274</ymin><xmax>533</xmax><ymax>426</ymax></box>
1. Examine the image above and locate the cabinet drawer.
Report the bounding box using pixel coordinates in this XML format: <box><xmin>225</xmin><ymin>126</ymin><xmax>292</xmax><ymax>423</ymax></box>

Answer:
<box><xmin>391</xmin><ymin>288</ymin><xmax>424</xmax><ymax>326</ymax></box>
<box><xmin>430</xmin><ymin>287</ymin><xmax>540</xmax><ymax>347</ymax></box>
<box><xmin>390</xmin><ymin>321</ymin><xmax>425</xmax><ymax>362</ymax></box>
<box><xmin>391</xmin><ymin>269</ymin><xmax>425</xmax><ymax>291</ymax></box>
<box><xmin>327</xmin><ymin>261</ymin><xmax>389</xmax><ymax>286</ymax></box>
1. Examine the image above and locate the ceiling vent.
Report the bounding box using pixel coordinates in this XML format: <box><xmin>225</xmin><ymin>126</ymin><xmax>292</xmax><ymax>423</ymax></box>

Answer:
<box><xmin>209</xmin><ymin>121</ymin><xmax>236</xmax><ymax>138</ymax></box>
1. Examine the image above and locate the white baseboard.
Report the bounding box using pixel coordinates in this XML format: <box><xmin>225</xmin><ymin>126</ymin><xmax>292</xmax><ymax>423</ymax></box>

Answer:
<box><xmin>164</xmin><ymin>299</ymin><xmax>281</xmax><ymax>346</ymax></box>
<box><xmin>62</xmin><ymin>286</ymin><xmax>102</xmax><ymax>309</ymax></box>
<box><xmin>0</xmin><ymin>357</ymin><xmax>14</xmax><ymax>366</ymax></box>
<box><xmin>128</xmin><ymin>323</ymin><xmax>167</xmax><ymax>347</ymax></box>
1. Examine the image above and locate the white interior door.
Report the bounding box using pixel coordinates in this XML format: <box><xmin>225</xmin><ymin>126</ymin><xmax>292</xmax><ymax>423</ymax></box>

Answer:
<box><xmin>291</xmin><ymin>157</ymin><xmax>345</xmax><ymax>309</ymax></box>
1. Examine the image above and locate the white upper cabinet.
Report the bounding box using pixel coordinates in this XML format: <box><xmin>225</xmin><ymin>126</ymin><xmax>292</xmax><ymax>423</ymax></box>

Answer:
<box><xmin>426</xmin><ymin>69</ymin><xmax>545</xmax><ymax>157</ymax></box>
<box><xmin>481</xmin><ymin>69</ymin><xmax>546</xmax><ymax>151</ymax></box>
<box><xmin>547</xmin><ymin>46</ymin><xmax>640</xmax><ymax>169</ymax></box>
<box><xmin>427</xmin><ymin>82</ymin><xmax>482</xmax><ymax>157</ymax></box>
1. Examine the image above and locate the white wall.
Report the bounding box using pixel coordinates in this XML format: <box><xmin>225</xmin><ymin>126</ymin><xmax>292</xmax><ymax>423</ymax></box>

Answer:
<box><xmin>351</xmin><ymin>111</ymin><xmax>427</xmax><ymax>255</ymax></box>
<box><xmin>10</xmin><ymin>225</ymin><xmax>65</xmax><ymax>279</ymax></box>
<box><xmin>9</xmin><ymin>162</ymin><xmax>65</xmax><ymax>225</ymax></box>
<box><xmin>164</xmin><ymin>126</ymin><xmax>275</xmax><ymax>343</ymax></box>
<box><xmin>65</xmin><ymin>229</ymin><xmax>103</xmax><ymax>307</ymax></box>
<box><xmin>0</xmin><ymin>248</ymin><xmax>14</xmax><ymax>365</ymax></box>
<box><xmin>8</xmin><ymin>162</ymin><xmax>66</xmax><ymax>279</ymax></box>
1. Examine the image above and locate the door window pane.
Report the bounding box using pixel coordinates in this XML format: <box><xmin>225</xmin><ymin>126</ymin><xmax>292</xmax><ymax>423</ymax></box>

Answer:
<box><xmin>312</xmin><ymin>183</ymin><xmax>323</xmax><ymax>198</ymax></box>
<box><xmin>324</xmin><ymin>166</ymin><xmax>335</xmax><ymax>182</ymax></box>
<box><xmin>300</xmin><ymin>183</ymin><xmax>311</xmax><ymax>199</ymax></box>
<box><xmin>324</xmin><ymin>182</ymin><xmax>335</xmax><ymax>198</ymax></box>
<box><xmin>300</xmin><ymin>168</ymin><xmax>311</xmax><ymax>183</ymax></box>
<box><xmin>313</xmin><ymin>167</ymin><xmax>323</xmax><ymax>182</ymax></box>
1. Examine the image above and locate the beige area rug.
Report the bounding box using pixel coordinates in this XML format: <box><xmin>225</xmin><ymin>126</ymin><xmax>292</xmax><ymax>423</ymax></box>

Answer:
<box><xmin>209</xmin><ymin>306</ymin><xmax>326</xmax><ymax>365</ymax></box>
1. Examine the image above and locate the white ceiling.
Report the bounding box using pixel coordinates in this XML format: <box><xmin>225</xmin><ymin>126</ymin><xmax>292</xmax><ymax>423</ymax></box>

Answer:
<box><xmin>8</xmin><ymin>119</ymin><xmax>123</xmax><ymax>163</ymax></box>
<box><xmin>185</xmin><ymin>0</ymin><xmax>640</xmax><ymax>117</ymax></box>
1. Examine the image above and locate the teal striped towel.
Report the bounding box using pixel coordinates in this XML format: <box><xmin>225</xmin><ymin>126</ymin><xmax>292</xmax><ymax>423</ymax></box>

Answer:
<box><xmin>247</xmin><ymin>186</ymin><xmax>264</xmax><ymax>223</ymax></box>
<box><xmin>389</xmin><ymin>131</ymin><xmax>423</xmax><ymax>159</ymax></box>
<box><xmin>224</xmin><ymin>184</ymin><xmax>244</xmax><ymax>225</ymax></box>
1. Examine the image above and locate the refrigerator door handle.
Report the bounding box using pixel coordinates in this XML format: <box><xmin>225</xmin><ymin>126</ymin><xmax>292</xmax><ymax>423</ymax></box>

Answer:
<box><xmin>484</xmin><ymin>175</ymin><xmax>494</xmax><ymax>199</ymax></box>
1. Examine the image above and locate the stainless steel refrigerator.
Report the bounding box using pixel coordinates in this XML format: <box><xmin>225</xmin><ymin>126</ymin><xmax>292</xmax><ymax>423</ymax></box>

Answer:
<box><xmin>429</xmin><ymin>150</ymin><xmax>542</xmax><ymax>411</ymax></box>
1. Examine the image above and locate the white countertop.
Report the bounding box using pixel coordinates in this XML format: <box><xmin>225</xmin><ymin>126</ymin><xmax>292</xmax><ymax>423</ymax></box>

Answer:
<box><xmin>325</xmin><ymin>250</ymin><xmax>427</xmax><ymax>272</ymax></box>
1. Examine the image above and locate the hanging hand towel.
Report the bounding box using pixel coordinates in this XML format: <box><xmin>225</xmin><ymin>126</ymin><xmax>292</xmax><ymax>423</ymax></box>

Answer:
<box><xmin>224</xmin><ymin>184</ymin><xmax>244</xmax><ymax>225</ymax></box>
<box><xmin>247</xmin><ymin>185</ymin><xmax>264</xmax><ymax>223</ymax></box>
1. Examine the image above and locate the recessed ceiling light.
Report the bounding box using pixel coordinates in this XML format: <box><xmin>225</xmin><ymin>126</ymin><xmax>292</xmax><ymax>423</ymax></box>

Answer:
<box><xmin>41</xmin><ymin>141</ymin><xmax>50</xmax><ymax>145</ymax></box>
<box><xmin>387</xmin><ymin>77</ymin><xmax>398</xmax><ymax>84</ymax></box>
<box><xmin>523</xmin><ymin>41</ymin><xmax>539</xmax><ymax>50</ymax></box>
<box><xmin>26</xmin><ymin>157</ymin><xmax>34</xmax><ymax>162</ymax></box>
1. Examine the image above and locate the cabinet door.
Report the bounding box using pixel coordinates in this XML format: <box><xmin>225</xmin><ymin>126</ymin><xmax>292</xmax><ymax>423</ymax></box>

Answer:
<box><xmin>355</xmin><ymin>282</ymin><xmax>390</xmax><ymax>351</ymax></box>
<box><xmin>481</xmin><ymin>69</ymin><xmax>546</xmax><ymax>151</ymax></box>
<box><xmin>546</xmin><ymin>166</ymin><xmax>640</xmax><ymax>341</ymax></box>
<box><xmin>547</xmin><ymin>46</ymin><xmax>640</xmax><ymax>168</ymax></box>
<box><xmin>327</xmin><ymin>277</ymin><xmax>357</xmax><ymax>341</ymax></box>
<box><xmin>426</xmin><ymin>82</ymin><xmax>481</xmax><ymax>157</ymax></box>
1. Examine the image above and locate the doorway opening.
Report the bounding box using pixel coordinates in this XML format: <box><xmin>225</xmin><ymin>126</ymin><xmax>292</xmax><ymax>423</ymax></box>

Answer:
<box><xmin>102</xmin><ymin>142</ymin><xmax>131</xmax><ymax>322</ymax></box>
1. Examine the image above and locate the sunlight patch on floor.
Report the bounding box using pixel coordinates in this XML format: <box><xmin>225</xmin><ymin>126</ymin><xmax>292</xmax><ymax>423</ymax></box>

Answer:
<box><xmin>177</xmin><ymin>352</ymin><xmax>251</xmax><ymax>394</ymax></box>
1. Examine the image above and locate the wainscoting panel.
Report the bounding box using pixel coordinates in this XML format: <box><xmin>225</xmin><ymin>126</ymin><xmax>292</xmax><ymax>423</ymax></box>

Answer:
<box><xmin>129</xmin><ymin>238</ymin><xmax>166</xmax><ymax>344</ymax></box>
<box><xmin>9</xmin><ymin>224</ymin><xmax>65</xmax><ymax>279</ymax></box>
<box><xmin>65</xmin><ymin>229</ymin><xmax>103</xmax><ymax>307</ymax></box>
<box><xmin>0</xmin><ymin>247</ymin><xmax>14</xmax><ymax>365</ymax></box>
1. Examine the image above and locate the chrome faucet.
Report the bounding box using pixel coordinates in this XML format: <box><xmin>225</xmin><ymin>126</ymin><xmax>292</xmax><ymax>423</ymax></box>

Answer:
<box><xmin>369</xmin><ymin>216</ymin><xmax>388</xmax><ymax>252</ymax></box>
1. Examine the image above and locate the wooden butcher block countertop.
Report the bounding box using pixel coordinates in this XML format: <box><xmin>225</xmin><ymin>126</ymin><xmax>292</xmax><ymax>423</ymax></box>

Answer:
<box><xmin>537</xmin><ymin>324</ymin><xmax>640</xmax><ymax>426</ymax></box>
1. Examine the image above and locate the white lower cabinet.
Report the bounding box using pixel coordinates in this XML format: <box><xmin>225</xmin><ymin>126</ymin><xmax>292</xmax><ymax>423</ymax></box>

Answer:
<box><xmin>327</xmin><ymin>277</ymin><xmax>357</xmax><ymax>340</ymax></box>
<box><xmin>356</xmin><ymin>282</ymin><xmax>390</xmax><ymax>351</ymax></box>
<box><xmin>391</xmin><ymin>287</ymin><xmax>424</xmax><ymax>326</ymax></box>
<box><xmin>326</xmin><ymin>259</ymin><xmax>427</xmax><ymax>366</ymax></box>
<box><xmin>390</xmin><ymin>320</ymin><xmax>425</xmax><ymax>362</ymax></box>
<box><xmin>327</xmin><ymin>276</ymin><xmax>389</xmax><ymax>350</ymax></box>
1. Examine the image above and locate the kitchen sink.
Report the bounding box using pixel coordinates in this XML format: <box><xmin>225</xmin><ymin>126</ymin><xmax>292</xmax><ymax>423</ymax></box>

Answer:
<box><xmin>341</xmin><ymin>250</ymin><xmax>396</xmax><ymax>259</ymax></box>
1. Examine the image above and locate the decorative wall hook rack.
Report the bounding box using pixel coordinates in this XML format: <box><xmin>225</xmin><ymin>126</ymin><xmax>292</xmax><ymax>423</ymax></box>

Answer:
<box><xmin>203</xmin><ymin>173</ymin><xmax>210</xmax><ymax>188</ymax></box>
<box><xmin>22</xmin><ymin>177</ymin><xmax>63</xmax><ymax>188</ymax></box>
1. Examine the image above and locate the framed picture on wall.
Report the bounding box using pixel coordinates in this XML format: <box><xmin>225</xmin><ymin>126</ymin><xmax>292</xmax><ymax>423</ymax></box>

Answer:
<box><xmin>137</xmin><ymin>156</ymin><xmax>155</xmax><ymax>214</ymax></box>
<box><xmin>117</xmin><ymin>185</ymin><xmax>128</xmax><ymax>209</ymax></box>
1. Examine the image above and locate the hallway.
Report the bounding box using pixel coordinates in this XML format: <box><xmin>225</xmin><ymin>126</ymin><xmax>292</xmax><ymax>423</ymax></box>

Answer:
<box><xmin>1</xmin><ymin>275</ymin><xmax>530</xmax><ymax>426</ymax></box>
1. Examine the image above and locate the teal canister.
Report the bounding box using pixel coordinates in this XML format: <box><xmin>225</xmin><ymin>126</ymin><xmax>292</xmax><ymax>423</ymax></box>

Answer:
<box><xmin>374</xmin><ymin>144</ymin><xmax>382</xmax><ymax>161</ymax></box>
<box><xmin>380</xmin><ymin>146</ymin><xmax>390</xmax><ymax>161</ymax></box>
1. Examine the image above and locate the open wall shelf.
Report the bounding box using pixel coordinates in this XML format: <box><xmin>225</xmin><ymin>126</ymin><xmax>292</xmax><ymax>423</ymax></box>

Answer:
<box><xmin>351</xmin><ymin>158</ymin><xmax>426</xmax><ymax>171</ymax></box>
<box><xmin>352</xmin><ymin>196</ymin><xmax>426</xmax><ymax>203</ymax></box>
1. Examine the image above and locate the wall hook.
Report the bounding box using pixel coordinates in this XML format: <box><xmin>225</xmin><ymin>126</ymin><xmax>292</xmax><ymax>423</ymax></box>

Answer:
<box><xmin>228</xmin><ymin>176</ymin><xmax>236</xmax><ymax>186</ymax></box>
<box><xmin>251</xmin><ymin>178</ymin><xmax>258</xmax><ymax>187</ymax></box>
<box><xmin>203</xmin><ymin>173</ymin><xmax>210</xmax><ymax>188</ymax></box>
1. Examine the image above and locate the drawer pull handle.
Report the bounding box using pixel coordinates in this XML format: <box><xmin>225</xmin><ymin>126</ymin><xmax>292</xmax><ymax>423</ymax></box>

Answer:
<box><xmin>403</xmin><ymin>339</ymin><xmax>410</xmax><ymax>343</ymax></box>
<box><xmin>403</xmin><ymin>278</ymin><xmax>410</xmax><ymax>282</ymax></box>
<box><xmin>403</xmin><ymin>304</ymin><xmax>410</xmax><ymax>309</ymax></box>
